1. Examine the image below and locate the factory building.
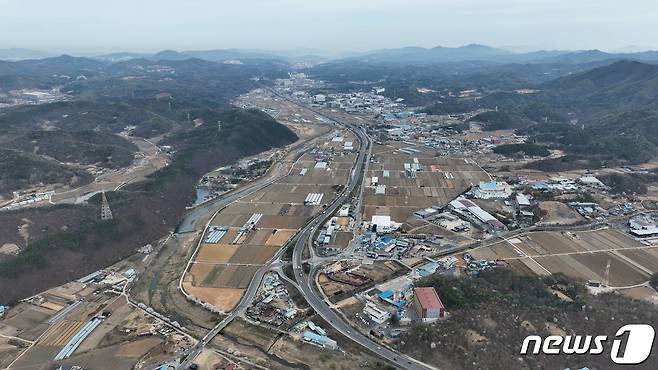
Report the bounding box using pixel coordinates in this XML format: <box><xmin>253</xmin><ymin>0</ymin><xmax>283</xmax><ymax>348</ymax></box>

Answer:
<box><xmin>578</xmin><ymin>176</ymin><xmax>607</xmax><ymax>189</ymax></box>
<box><xmin>412</xmin><ymin>287</ymin><xmax>445</xmax><ymax>322</ymax></box>
<box><xmin>303</xmin><ymin>331</ymin><xmax>338</xmax><ymax>350</ymax></box>
<box><xmin>515</xmin><ymin>193</ymin><xmax>532</xmax><ymax>210</ymax></box>
<box><xmin>449</xmin><ymin>196</ymin><xmax>506</xmax><ymax>231</ymax></box>
<box><xmin>363</xmin><ymin>302</ymin><xmax>391</xmax><ymax>324</ymax></box>
<box><xmin>629</xmin><ymin>216</ymin><xmax>658</xmax><ymax>237</ymax></box>
<box><xmin>414</xmin><ymin>207</ymin><xmax>438</xmax><ymax>219</ymax></box>
<box><xmin>472</xmin><ymin>181</ymin><xmax>513</xmax><ymax>199</ymax></box>
<box><xmin>370</xmin><ymin>215</ymin><xmax>400</xmax><ymax>233</ymax></box>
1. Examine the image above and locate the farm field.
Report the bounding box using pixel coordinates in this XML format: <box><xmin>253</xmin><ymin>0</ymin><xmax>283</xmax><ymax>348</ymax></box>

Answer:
<box><xmin>183</xmin><ymin>129</ymin><xmax>357</xmax><ymax>311</ymax></box>
<box><xmin>361</xmin><ymin>143</ymin><xmax>489</xmax><ymax>226</ymax></box>
<box><xmin>471</xmin><ymin>228</ymin><xmax>658</xmax><ymax>287</ymax></box>
<box><xmin>1</xmin><ymin>292</ymin><xmax>174</xmax><ymax>370</ymax></box>
<box><xmin>537</xmin><ymin>201</ymin><xmax>585</xmax><ymax>225</ymax></box>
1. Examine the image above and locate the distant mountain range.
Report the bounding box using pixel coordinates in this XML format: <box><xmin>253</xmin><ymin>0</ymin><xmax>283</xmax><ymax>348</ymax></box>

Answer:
<box><xmin>343</xmin><ymin>44</ymin><xmax>658</xmax><ymax>65</ymax></box>
<box><xmin>3</xmin><ymin>44</ymin><xmax>658</xmax><ymax>65</ymax></box>
<box><xmin>0</xmin><ymin>48</ymin><xmax>55</xmax><ymax>61</ymax></box>
<box><xmin>345</xmin><ymin>44</ymin><xmax>515</xmax><ymax>63</ymax></box>
<box><xmin>95</xmin><ymin>49</ymin><xmax>286</xmax><ymax>63</ymax></box>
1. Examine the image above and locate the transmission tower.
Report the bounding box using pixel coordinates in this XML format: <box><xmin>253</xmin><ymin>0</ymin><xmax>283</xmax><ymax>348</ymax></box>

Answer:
<box><xmin>100</xmin><ymin>191</ymin><xmax>113</xmax><ymax>221</ymax></box>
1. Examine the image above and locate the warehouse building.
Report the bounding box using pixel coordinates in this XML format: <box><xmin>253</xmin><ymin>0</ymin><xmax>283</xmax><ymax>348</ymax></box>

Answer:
<box><xmin>370</xmin><ymin>215</ymin><xmax>401</xmax><ymax>233</ymax></box>
<box><xmin>414</xmin><ymin>207</ymin><xmax>438</xmax><ymax>219</ymax></box>
<box><xmin>629</xmin><ymin>216</ymin><xmax>658</xmax><ymax>237</ymax></box>
<box><xmin>449</xmin><ymin>196</ymin><xmax>506</xmax><ymax>231</ymax></box>
<box><xmin>472</xmin><ymin>181</ymin><xmax>512</xmax><ymax>199</ymax></box>
<box><xmin>303</xmin><ymin>331</ymin><xmax>338</xmax><ymax>350</ymax></box>
<box><xmin>363</xmin><ymin>302</ymin><xmax>391</xmax><ymax>324</ymax></box>
<box><xmin>515</xmin><ymin>193</ymin><xmax>532</xmax><ymax>210</ymax></box>
<box><xmin>412</xmin><ymin>287</ymin><xmax>445</xmax><ymax>322</ymax></box>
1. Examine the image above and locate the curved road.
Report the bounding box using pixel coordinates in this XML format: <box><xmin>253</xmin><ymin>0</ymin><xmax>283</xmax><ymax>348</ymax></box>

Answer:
<box><xmin>178</xmin><ymin>93</ymin><xmax>436</xmax><ymax>370</ymax></box>
<box><xmin>290</xmin><ymin>121</ymin><xmax>437</xmax><ymax>370</ymax></box>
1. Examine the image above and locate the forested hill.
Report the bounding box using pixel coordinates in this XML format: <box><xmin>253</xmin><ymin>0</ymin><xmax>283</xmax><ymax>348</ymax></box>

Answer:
<box><xmin>540</xmin><ymin>60</ymin><xmax>658</xmax><ymax>109</ymax></box>
<box><xmin>0</xmin><ymin>107</ymin><xmax>297</xmax><ymax>303</ymax></box>
<box><xmin>0</xmin><ymin>54</ymin><xmax>298</xmax><ymax>302</ymax></box>
<box><xmin>466</xmin><ymin>61</ymin><xmax>658</xmax><ymax>166</ymax></box>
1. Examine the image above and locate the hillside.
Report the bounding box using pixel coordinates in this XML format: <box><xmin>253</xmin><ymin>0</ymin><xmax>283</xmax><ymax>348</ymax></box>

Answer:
<box><xmin>540</xmin><ymin>60</ymin><xmax>658</xmax><ymax>109</ymax></box>
<box><xmin>467</xmin><ymin>110</ymin><xmax>532</xmax><ymax>130</ymax></box>
<box><xmin>0</xmin><ymin>148</ymin><xmax>92</xmax><ymax>196</ymax></box>
<box><xmin>0</xmin><ymin>55</ymin><xmax>290</xmax><ymax>194</ymax></box>
<box><xmin>140</xmin><ymin>108</ymin><xmax>298</xmax><ymax>190</ymax></box>
<box><xmin>472</xmin><ymin>61</ymin><xmax>658</xmax><ymax>166</ymax></box>
<box><xmin>341</xmin><ymin>44</ymin><xmax>658</xmax><ymax>65</ymax></box>
<box><xmin>346</xmin><ymin>44</ymin><xmax>513</xmax><ymax>64</ymax></box>
<box><xmin>400</xmin><ymin>270</ymin><xmax>658</xmax><ymax>370</ymax></box>
<box><xmin>0</xmin><ymin>100</ymin><xmax>176</xmax><ymax>136</ymax></box>
<box><xmin>6</xmin><ymin>130</ymin><xmax>138</xmax><ymax>168</ymax></box>
<box><xmin>0</xmin><ymin>54</ymin><xmax>300</xmax><ymax>301</ymax></box>
<box><xmin>0</xmin><ymin>55</ymin><xmax>105</xmax><ymax>80</ymax></box>
<box><xmin>306</xmin><ymin>59</ymin><xmax>617</xmax><ymax>106</ymax></box>
<box><xmin>0</xmin><ymin>107</ymin><xmax>297</xmax><ymax>302</ymax></box>
<box><xmin>528</xmin><ymin>110</ymin><xmax>658</xmax><ymax>164</ymax></box>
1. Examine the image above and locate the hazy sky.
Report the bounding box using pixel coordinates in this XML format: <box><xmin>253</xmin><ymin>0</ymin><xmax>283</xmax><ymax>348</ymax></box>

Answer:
<box><xmin>1</xmin><ymin>0</ymin><xmax>658</xmax><ymax>54</ymax></box>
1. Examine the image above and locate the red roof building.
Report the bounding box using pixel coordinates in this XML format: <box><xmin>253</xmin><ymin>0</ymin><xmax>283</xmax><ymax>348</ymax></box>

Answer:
<box><xmin>412</xmin><ymin>287</ymin><xmax>445</xmax><ymax>322</ymax></box>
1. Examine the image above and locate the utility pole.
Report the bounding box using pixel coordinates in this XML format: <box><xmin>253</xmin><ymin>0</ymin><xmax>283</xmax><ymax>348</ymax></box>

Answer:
<box><xmin>603</xmin><ymin>259</ymin><xmax>611</xmax><ymax>286</ymax></box>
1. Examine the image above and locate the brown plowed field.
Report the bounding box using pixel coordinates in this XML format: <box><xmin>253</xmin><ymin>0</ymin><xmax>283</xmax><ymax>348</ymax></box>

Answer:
<box><xmin>228</xmin><ymin>245</ymin><xmax>278</xmax><ymax>264</ymax></box>
<box><xmin>196</xmin><ymin>244</ymin><xmax>240</xmax><ymax>263</ymax></box>
<box><xmin>182</xmin><ymin>284</ymin><xmax>243</xmax><ymax>312</ymax></box>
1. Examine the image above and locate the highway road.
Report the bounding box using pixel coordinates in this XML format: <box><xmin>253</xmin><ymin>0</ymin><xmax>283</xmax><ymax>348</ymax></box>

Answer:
<box><xmin>262</xmin><ymin>88</ymin><xmax>437</xmax><ymax>370</ymax></box>
<box><xmin>177</xmin><ymin>93</ymin><xmax>436</xmax><ymax>370</ymax></box>
<box><xmin>290</xmin><ymin>120</ymin><xmax>436</xmax><ymax>370</ymax></box>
